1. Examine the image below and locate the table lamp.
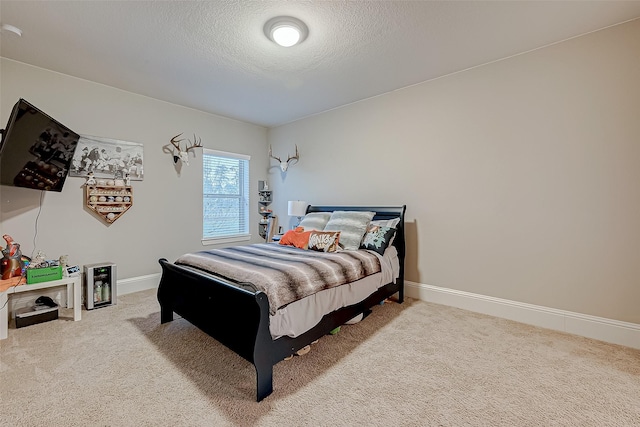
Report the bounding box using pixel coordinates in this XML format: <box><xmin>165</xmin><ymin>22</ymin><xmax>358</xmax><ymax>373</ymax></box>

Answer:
<box><xmin>287</xmin><ymin>200</ymin><xmax>307</xmax><ymax>228</ymax></box>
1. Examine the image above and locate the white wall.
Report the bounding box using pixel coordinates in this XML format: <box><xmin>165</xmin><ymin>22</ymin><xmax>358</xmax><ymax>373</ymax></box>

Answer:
<box><xmin>267</xmin><ymin>19</ymin><xmax>640</xmax><ymax>324</ymax></box>
<box><xmin>1</xmin><ymin>59</ymin><xmax>268</xmax><ymax>282</ymax></box>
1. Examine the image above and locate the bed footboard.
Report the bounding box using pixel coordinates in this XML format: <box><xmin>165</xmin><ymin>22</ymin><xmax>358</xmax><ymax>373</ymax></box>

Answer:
<box><xmin>157</xmin><ymin>258</ymin><xmax>401</xmax><ymax>401</ymax></box>
<box><xmin>158</xmin><ymin>258</ymin><xmax>274</xmax><ymax>400</ymax></box>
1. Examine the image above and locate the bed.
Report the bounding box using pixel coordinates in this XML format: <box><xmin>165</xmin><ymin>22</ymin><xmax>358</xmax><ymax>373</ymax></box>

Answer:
<box><xmin>157</xmin><ymin>205</ymin><xmax>406</xmax><ymax>401</ymax></box>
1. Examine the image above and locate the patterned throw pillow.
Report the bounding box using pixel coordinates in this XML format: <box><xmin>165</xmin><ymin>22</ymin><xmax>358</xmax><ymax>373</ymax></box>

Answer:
<box><xmin>298</xmin><ymin>212</ymin><xmax>332</xmax><ymax>231</ymax></box>
<box><xmin>370</xmin><ymin>217</ymin><xmax>400</xmax><ymax>228</ymax></box>
<box><xmin>360</xmin><ymin>225</ymin><xmax>396</xmax><ymax>255</ymax></box>
<box><xmin>369</xmin><ymin>218</ymin><xmax>400</xmax><ymax>246</ymax></box>
<box><xmin>323</xmin><ymin>211</ymin><xmax>376</xmax><ymax>250</ymax></box>
<box><xmin>279</xmin><ymin>227</ymin><xmax>311</xmax><ymax>249</ymax></box>
<box><xmin>308</xmin><ymin>231</ymin><xmax>341</xmax><ymax>253</ymax></box>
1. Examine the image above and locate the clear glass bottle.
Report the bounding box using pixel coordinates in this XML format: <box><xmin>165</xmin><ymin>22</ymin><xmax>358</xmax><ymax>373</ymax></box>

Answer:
<box><xmin>94</xmin><ymin>280</ymin><xmax>102</xmax><ymax>303</ymax></box>
<box><xmin>102</xmin><ymin>282</ymin><xmax>110</xmax><ymax>303</ymax></box>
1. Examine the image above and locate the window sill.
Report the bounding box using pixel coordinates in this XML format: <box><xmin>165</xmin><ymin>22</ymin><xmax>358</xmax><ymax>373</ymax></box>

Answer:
<box><xmin>202</xmin><ymin>234</ymin><xmax>251</xmax><ymax>246</ymax></box>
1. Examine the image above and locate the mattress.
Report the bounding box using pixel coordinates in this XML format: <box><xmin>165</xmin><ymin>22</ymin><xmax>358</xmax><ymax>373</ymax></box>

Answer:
<box><xmin>176</xmin><ymin>243</ymin><xmax>382</xmax><ymax>315</ymax></box>
<box><xmin>269</xmin><ymin>246</ymin><xmax>400</xmax><ymax>339</ymax></box>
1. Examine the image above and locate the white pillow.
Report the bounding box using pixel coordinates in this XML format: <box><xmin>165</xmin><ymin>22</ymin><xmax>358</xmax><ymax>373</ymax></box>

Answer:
<box><xmin>323</xmin><ymin>211</ymin><xmax>376</xmax><ymax>250</ymax></box>
<box><xmin>298</xmin><ymin>212</ymin><xmax>332</xmax><ymax>231</ymax></box>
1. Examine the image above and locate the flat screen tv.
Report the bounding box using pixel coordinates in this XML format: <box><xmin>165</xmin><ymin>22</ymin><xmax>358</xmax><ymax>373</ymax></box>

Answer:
<box><xmin>0</xmin><ymin>99</ymin><xmax>79</xmax><ymax>192</ymax></box>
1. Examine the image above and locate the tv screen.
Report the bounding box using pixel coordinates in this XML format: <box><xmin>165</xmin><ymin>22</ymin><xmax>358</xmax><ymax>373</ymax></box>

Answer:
<box><xmin>0</xmin><ymin>99</ymin><xmax>79</xmax><ymax>192</ymax></box>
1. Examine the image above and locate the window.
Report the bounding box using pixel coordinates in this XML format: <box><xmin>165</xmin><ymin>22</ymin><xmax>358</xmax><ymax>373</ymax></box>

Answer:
<box><xmin>202</xmin><ymin>148</ymin><xmax>250</xmax><ymax>242</ymax></box>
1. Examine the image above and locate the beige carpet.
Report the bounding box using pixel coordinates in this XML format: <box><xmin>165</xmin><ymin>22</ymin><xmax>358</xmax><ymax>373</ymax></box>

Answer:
<box><xmin>1</xmin><ymin>289</ymin><xmax>638</xmax><ymax>426</ymax></box>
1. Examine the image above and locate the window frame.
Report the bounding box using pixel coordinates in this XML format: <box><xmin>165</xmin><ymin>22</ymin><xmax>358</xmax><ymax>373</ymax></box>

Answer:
<box><xmin>201</xmin><ymin>148</ymin><xmax>251</xmax><ymax>245</ymax></box>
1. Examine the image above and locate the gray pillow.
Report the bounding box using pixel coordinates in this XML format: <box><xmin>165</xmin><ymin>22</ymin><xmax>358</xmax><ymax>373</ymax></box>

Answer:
<box><xmin>298</xmin><ymin>212</ymin><xmax>332</xmax><ymax>231</ymax></box>
<box><xmin>323</xmin><ymin>211</ymin><xmax>375</xmax><ymax>250</ymax></box>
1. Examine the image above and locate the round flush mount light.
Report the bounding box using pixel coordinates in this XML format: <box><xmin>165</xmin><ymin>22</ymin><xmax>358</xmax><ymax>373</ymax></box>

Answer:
<box><xmin>264</xmin><ymin>16</ymin><xmax>308</xmax><ymax>47</ymax></box>
<box><xmin>1</xmin><ymin>24</ymin><xmax>23</xmax><ymax>37</ymax></box>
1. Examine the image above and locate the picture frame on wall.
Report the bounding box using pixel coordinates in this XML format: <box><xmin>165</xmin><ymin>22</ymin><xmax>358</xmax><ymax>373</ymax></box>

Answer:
<box><xmin>70</xmin><ymin>135</ymin><xmax>144</xmax><ymax>180</ymax></box>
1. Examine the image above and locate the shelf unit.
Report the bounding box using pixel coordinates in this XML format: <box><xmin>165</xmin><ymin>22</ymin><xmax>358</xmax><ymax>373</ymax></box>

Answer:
<box><xmin>85</xmin><ymin>185</ymin><xmax>133</xmax><ymax>224</ymax></box>
<box><xmin>258</xmin><ymin>189</ymin><xmax>272</xmax><ymax>239</ymax></box>
<box><xmin>0</xmin><ymin>275</ymin><xmax>82</xmax><ymax>340</ymax></box>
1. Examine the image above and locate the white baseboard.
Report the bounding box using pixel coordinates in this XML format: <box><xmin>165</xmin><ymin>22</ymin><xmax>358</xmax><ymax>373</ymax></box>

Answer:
<box><xmin>405</xmin><ymin>281</ymin><xmax>640</xmax><ymax>350</ymax></box>
<box><xmin>117</xmin><ymin>273</ymin><xmax>160</xmax><ymax>296</ymax></box>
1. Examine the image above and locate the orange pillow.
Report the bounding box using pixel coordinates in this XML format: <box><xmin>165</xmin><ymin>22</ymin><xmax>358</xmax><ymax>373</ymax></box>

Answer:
<box><xmin>279</xmin><ymin>227</ymin><xmax>312</xmax><ymax>249</ymax></box>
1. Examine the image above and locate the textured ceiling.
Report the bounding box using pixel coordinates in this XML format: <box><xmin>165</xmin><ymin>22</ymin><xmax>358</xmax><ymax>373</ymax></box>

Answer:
<box><xmin>1</xmin><ymin>1</ymin><xmax>640</xmax><ymax>128</ymax></box>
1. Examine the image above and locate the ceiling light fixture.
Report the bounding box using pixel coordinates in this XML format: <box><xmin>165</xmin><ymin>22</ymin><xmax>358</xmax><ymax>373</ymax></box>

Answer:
<box><xmin>1</xmin><ymin>24</ymin><xmax>23</xmax><ymax>37</ymax></box>
<box><xmin>264</xmin><ymin>16</ymin><xmax>308</xmax><ymax>47</ymax></box>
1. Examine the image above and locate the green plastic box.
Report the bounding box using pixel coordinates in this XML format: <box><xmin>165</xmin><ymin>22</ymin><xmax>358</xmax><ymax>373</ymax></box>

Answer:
<box><xmin>26</xmin><ymin>265</ymin><xmax>63</xmax><ymax>284</ymax></box>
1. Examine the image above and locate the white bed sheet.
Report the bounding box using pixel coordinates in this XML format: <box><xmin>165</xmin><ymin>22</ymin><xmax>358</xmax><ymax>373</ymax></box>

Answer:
<box><xmin>269</xmin><ymin>246</ymin><xmax>400</xmax><ymax>339</ymax></box>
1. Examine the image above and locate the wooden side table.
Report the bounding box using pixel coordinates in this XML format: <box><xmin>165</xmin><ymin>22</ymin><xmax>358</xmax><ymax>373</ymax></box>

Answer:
<box><xmin>0</xmin><ymin>275</ymin><xmax>82</xmax><ymax>340</ymax></box>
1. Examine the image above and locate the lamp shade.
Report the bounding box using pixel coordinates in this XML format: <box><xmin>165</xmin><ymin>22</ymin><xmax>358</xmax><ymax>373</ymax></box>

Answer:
<box><xmin>288</xmin><ymin>200</ymin><xmax>307</xmax><ymax>217</ymax></box>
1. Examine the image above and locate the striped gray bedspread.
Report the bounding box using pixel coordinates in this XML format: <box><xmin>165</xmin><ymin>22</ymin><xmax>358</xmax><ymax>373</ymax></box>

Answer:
<box><xmin>175</xmin><ymin>243</ymin><xmax>381</xmax><ymax>314</ymax></box>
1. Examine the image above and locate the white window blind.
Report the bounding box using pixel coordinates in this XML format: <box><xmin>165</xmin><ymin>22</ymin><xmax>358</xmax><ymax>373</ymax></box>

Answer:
<box><xmin>203</xmin><ymin>149</ymin><xmax>250</xmax><ymax>240</ymax></box>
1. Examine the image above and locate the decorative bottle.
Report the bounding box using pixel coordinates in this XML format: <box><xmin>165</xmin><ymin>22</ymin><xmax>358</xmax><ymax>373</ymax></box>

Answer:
<box><xmin>94</xmin><ymin>281</ymin><xmax>102</xmax><ymax>303</ymax></box>
<box><xmin>102</xmin><ymin>282</ymin><xmax>111</xmax><ymax>303</ymax></box>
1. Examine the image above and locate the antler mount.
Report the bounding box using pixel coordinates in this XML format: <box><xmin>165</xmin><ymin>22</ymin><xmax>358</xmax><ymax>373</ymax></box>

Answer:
<box><xmin>269</xmin><ymin>144</ymin><xmax>299</xmax><ymax>172</ymax></box>
<box><xmin>170</xmin><ymin>133</ymin><xmax>202</xmax><ymax>166</ymax></box>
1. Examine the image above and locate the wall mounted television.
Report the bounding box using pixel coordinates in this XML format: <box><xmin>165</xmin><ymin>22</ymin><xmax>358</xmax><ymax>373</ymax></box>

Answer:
<box><xmin>0</xmin><ymin>98</ymin><xmax>79</xmax><ymax>192</ymax></box>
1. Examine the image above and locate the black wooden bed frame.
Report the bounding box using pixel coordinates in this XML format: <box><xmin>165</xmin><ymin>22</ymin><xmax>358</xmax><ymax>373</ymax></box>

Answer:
<box><xmin>157</xmin><ymin>205</ymin><xmax>406</xmax><ymax>401</ymax></box>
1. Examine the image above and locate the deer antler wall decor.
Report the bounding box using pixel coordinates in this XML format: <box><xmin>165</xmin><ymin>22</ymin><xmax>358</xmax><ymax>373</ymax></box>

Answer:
<box><xmin>269</xmin><ymin>144</ymin><xmax>299</xmax><ymax>172</ymax></box>
<box><xmin>169</xmin><ymin>133</ymin><xmax>202</xmax><ymax>166</ymax></box>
